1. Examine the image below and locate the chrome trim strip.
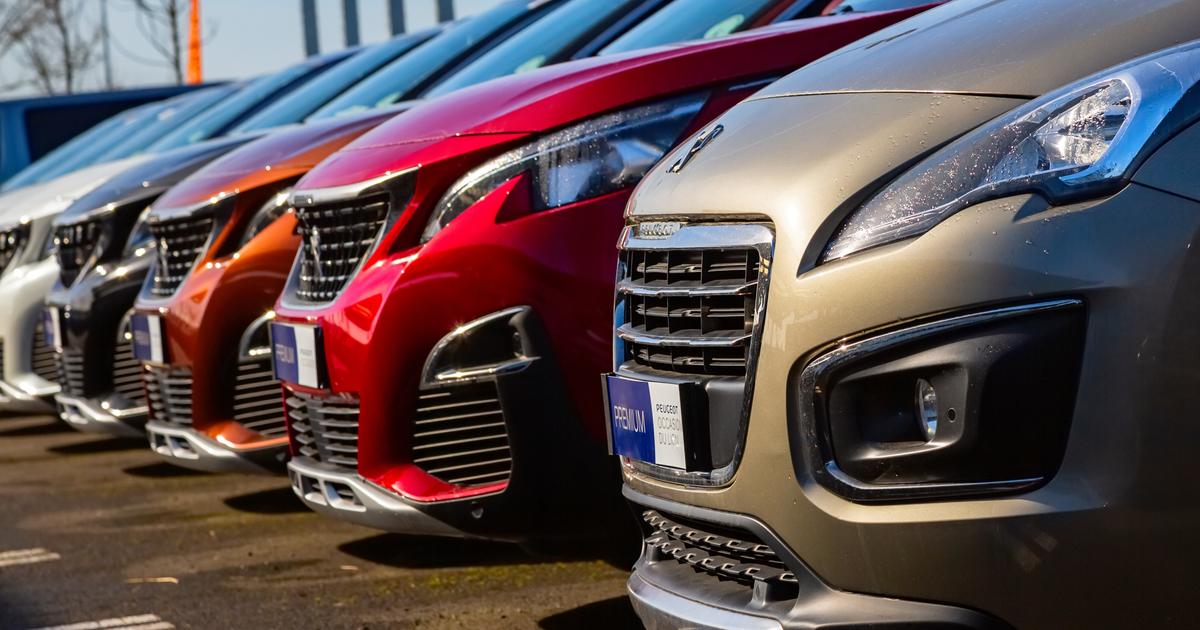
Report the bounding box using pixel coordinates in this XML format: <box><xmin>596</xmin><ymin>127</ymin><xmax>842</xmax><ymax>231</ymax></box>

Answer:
<box><xmin>237</xmin><ymin>310</ymin><xmax>276</xmax><ymax>359</ymax></box>
<box><xmin>145</xmin><ymin>420</ymin><xmax>280</xmax><ymax>474</ymax></box>
<box><xmin>55</xmin><ymin>394</ymin><xmax>145</xmax><ymax>438</ymax></box>
<box><xmin>616</xmin><ymin>279</ymin><xmax>755</xmax><ymax>298</ymax></box>
<box><xmin>287</xmin><ymin>456</ymin><xmax>468</xmax><ymax>538</ymax></box>
<box><xmin>796</xmin><ymin>298</ymin><xmax>1083</xmax><ymax>502</ymax></box>
<box><xmin>420</xmin><ymin>306</ymin><xmax>538</xmax><ymax>388</ymax></box>
<box><xmin>289</xmin><ymin>166</ymin><xmax>418</xmax><ymax>208</ymax></box>
<box><xmin>620</xmin><ymin>222</ymin><xmax>773</xmax><ymax>251</ymax></box>
<box><xmin>627</xmin><ymin>573</ymin><xmax>782</xmax><ymax>630</ymax></box>
<box><xmin>616</xmin><ymin>324</ymin><xmax>749</xmax><ymax>348</ymax></box>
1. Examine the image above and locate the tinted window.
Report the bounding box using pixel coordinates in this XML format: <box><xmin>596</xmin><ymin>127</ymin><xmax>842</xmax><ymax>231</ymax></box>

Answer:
<box><xmin>231</xmin><ymin>29</ymin><xmax>436</xmax><ymax>133</ymax></box>
<box><xmin>308</xmin><ymin>1</ymin><xmax>539</xmax><ymax>120</ymax></box>
<box><xmin>1</xmin><ymin>103</ymin><xmax>160</xmax><ymax>191</ymax></box>
<box><xmin>823</xmin><ymin>0</ymin><xmax>932</xmax><ymax>14</ymax></box>
<box><xmin>423</xmin><ymin>0</ymin><xmax>644</xmax><ymax>99</ymax></box>
<box><xmin>147</xmin><ymin>53</ymin><xmax>348</xmax><ymax>152</ymax></box>
<box><xmin>92</xmin><ymin>85</ymin><xmax>239</xmax><ymax>161</ymax></box>
<box><xmin>600</xmin><ymin>0</ymin><xmax>777</xmax><ymax>55</ymax></box>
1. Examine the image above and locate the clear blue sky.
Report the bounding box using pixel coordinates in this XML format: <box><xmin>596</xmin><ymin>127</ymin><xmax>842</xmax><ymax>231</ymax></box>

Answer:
<box><xmin>0</xmin><ymin>0</ymin><xmax>499</xmax><ymax>95</ymax></box>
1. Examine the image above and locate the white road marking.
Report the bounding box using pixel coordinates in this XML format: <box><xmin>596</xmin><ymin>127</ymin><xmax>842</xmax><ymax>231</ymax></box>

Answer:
<box><xmin>0</xmin><ymin>548</ymin><xmax>60</xmax><ymax>567</ymax></box>
<box><xmin>28</xmin><ymin>614</ymin><xmax>175</xmax><ymax>630</ymax></box>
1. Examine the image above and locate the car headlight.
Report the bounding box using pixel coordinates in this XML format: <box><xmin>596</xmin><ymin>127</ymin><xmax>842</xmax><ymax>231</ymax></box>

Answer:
<box><xmin>122</xmin><ymin>207</ymin><xmax>154</xmax><ymax>257</ymax></box>
<box><xmin>421</xmin><ymin>93</ymin><xmax>706</xmax><ymax>243</ymax></box>
<box><xmin>822</xmin><ymin>41</ymin><xmax>1200</xmax><ymax>262</ymax></box>
<box><xmin>239</xmin><ymin>187</ymin><xmax>292</xmax><ymax>248</ymax></box>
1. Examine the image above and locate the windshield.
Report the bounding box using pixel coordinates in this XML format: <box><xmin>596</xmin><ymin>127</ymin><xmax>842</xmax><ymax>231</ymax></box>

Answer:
<box><xmin>308</xmin><ymin>1</ymin><xmax>542</xmax><ymax>120</ymax></box>
<box><xmin>600</xmin><ymin>0</ymin><xmax>777</xmax><ymax>55</ymax></box>
<box><xmin>823</xmin><ymin>0</ymin><xmax>933</xmax><ymax>13</ymax></box>
<box><xmin>90</xmin><ymin>85</ymin><xmax>239</xmax><ymax>162</ymax></box>
<box><xmin>147</xmin><ymin>52</ymin><xmax>349</xmax><ymax>152</ymax></box>
<box><xmin>231</xmin><ymin>29</ymin><xmax>437</xmax><ymax>133</ymax></box>
<box><xmin>423</xmin><ymin>0</ymin><xmax>645</xmax><ymax>99</ymax></box>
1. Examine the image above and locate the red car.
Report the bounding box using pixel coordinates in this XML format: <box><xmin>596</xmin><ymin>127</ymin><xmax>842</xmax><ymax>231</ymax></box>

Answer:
<box><xmin>273</xmin><ymin>6</ymin><xmax>937</xmax><ymax>542</ymax></box>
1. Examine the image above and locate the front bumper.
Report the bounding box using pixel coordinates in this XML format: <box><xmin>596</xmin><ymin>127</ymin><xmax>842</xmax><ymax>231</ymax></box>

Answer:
<box><xmin>0</xmin><ymin>258</ymin><xmax>60</xmax><ymax>410</ymax></box>
<box><xmin>146</xmin><ymin>421</ymin><xmax>284</xmax><ymax>473</ymax></box>
<box><xmin>55</xmin><ymin>394</ymin><xmax>144</xmax><ymax>438</ymax></box>
<box><xmin>287</xmin><ymin>456</ymin><xmax>467</xmax><ymax>537</ymax></box>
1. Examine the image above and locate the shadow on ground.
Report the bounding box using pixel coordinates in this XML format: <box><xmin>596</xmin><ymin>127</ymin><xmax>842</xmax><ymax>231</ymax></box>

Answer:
<box><xmin>223</xmin><ymin>486</ymin><xmax>307</xmax><ymax>515</ymax></box>
<box><xmin>47</xmin><ymin>437</ymin><xmax>146</xmax><ymax>455</ymax></box>
<box><xmin>338</xmin><ymin>533</ymin><xmax>553</xmax><ymax>569</ymax></box>
<box><xmin>0</xmin><ymin>417</ymin><xmax>69</xmax><ymax>437</ymax></box>
<box><xmin>122</xmin><ymin>462</ymin><xmax>208</xmax><ymax>478</ymax></box>
<box><xmin>538</xmin><ymin>596</ymin><xmax>641</xmax><ymax>629</ymax></box>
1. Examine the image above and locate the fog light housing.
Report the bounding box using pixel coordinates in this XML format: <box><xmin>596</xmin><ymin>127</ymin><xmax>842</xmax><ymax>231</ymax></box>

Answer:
<box><xmin>795</xmin><ymin>299</ymin><xmax>1085</xmax><ymax>502</ymax></box>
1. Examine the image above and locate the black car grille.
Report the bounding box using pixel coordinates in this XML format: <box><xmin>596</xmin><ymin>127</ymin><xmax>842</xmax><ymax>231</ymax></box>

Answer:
<box><xmin>31</xmin><ymin>322</ymin><xmax>57</xmax><ymax>382</ymax></box>
<box><xmin>112</xmin><ymin>319</ymin><xmax>143</xmax><ymax>403</ymax></box>
<box><xmin>148</xmin><ymin>215</ymin><xmax>214</xmax><ymax>298</ymax></box>
<box><xmin>641</xmin><ymin>510</ymin><xmax>798</xmax><ymax>598</ymax></box>
<box><xmin>291</xmin><ymin>195</ymin><xmax>390</xmax><ymax>303</ymax></box>
<box><xmin>0</xmin><ymin>224</ymin><xmax>29</xmax><ymax>277</ymax></box>
<box><xmin>618</xmin><ymin>245</ymin><xmax>765</xmax><ymax>376</ymax></box>
<box><xmin>54</xmin><ymin>219</ymin><xmax>101</xmax><ymax>286</ymax></box>
<box><xmin>286</xmin><ymin>389</ymin><xmax>359</xmax><ymax>469</ymax></box>
<box><xmin>56</xmin><ymin>349</ymin><xmax>85</xmax><ymax>396</ymax></box>
<box><xmin>144</xmin><ymin>366</ymin><xmax>193</xmax><ymax>426</ymax></box>
<box><xmin>233</xmin><ymin>357</ymin><xmax>285</xmax><ymax>438</ymax></box>
<box><xmin>412</xmin><ymin>382</ymin><xmax>512</xmax><ymax>487</ymax></box>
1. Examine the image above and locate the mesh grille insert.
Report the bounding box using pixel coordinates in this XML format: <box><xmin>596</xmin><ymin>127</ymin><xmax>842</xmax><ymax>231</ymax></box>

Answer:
<box><xmin>54</xmin><ymin>219</ymin><xmax>102</xmax><ymax>286</ymax></box>
<box><xmin>56</xmin><ymin>349</ymin><xmax>85</xmax><ymax>396</ymax></box>
<box><xmin>148</xmin><ymin>215</ymin><xmax>214</xmax><ymax>297</ymax></box>
<box><xmin>286</xmin><ymin>389</ymin><xmax>359</xmax><ymax>469</ymax></box>
<box><xmin>291</xmin><ymin>195</ymin><xmax>390</xmax><ymax>303</ymax></box>
<box><xmin>31</xmin><ymin>322</ymin><xmax>57</xmax><ymax>382</ymax></box>
<box><xmin>112</xmin><ymin>319</ymin><xmax>143</xmax><ymax>403</ymax></box>
<box><xmin>412</xmin><ymin>381</ymin><xmax>512</xmax><ymax>487</ymax></box>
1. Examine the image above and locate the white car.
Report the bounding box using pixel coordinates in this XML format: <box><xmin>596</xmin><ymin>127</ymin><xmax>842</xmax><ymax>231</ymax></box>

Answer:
<box><xmin>0</xmin><ymin>156</ymin><xmax>147</xmax><ymax>411</ymax></box>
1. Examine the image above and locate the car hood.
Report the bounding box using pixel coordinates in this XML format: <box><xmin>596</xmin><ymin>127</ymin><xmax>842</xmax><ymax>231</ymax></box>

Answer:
<box><xmin>298</xmin><ymin>7</ymin><xmax>934</xmax><ymax>190</ymax></box>
<box><xmin>758</xmin><ymin>0</ymin><xmax>1200</xmax><ymax>97</ymax></box>
<box><xmin>0</xmin><ymin>156</ymin><xmax>149</xmax><ymax>228</ymax></box>
<box><xmin>55</xmin><ymin>135</ymin><xmax>259</xmax><ymax>226</ymax></box>
<box><xmin>152</xmin><ymin>109</ymin><xmax>401</xmax><ymax>216</ymax></box>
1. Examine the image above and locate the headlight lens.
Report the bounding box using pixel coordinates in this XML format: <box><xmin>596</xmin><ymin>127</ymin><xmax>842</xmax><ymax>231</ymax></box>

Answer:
<box><xmin>822</xmin><ymin>41</ymin><xmax>1200</xmax><ymax>262</ymax></box>
<box><xmin>422</xmin><ymin>93</ymin><xmax>706</xmax><ymax>243</ymax></box>
<box><xmin>239</xmin><ymin>187</ymin><xmax>292</xmax><ymax>248</ymax></box>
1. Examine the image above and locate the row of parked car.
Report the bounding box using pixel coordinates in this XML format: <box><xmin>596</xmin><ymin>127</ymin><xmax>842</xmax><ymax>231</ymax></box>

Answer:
<box><xmin>2</xmin><ymin>0</ymin><xmax>1197</xmax><ymax>627</ymax></box>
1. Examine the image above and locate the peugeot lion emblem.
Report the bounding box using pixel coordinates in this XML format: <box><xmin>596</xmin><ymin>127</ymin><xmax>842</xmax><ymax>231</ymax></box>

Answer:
<box><xmin>668</xmin><ymin>123</ymin><xmax>724</xmax><ymax>173</ymax></box>
<box><xmin>308</xmin><ymin>226</ymin><xmax>324</xmax><ymax>280</ymax></box>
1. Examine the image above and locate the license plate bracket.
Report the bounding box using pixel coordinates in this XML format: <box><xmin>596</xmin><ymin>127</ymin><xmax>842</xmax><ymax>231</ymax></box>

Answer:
<box><xmin>270</xmin><ymin>322</ymin><xmax>327</xmax><ymax>389</ymax></box>
<box><xmin>130</xmin><ymin>313</ymin><xmax>166</xmax><ymax>363</ymax></box>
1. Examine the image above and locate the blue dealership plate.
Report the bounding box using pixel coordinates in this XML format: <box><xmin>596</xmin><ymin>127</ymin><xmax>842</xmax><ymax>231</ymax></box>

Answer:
<box><xmin>605</xmin><ymin>374</ymin><xmax>704</xmax><ymax>470</ymax></box>
<box><xmin>130</xmin><ymin>313</ymin><xmax>166</xmax><ymax>363</ymax></box>
<box><xmin>270</xmin><ymin>322</ymin><xmax>326</xmax><ymax>389</ymax></box>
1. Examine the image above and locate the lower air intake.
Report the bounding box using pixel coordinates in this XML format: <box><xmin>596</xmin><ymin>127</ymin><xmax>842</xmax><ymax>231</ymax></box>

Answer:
<box><xmin>412</xmin><ymin>381</ymin><xmax>512</xmax><ymax>487</ymax></box>
<box><xmin>286</xmin><ymin>390</ymin><xmax>359</xmax><ymax>470</ymax></box>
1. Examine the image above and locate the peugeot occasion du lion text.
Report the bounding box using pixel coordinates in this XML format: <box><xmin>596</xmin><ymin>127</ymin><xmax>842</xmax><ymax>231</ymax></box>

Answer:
<box><xmin>606</xmin><ymin>0</ymin><xmax>1200</xmax><ymax>628</ymax></box>
<box><xmin>268</xmin><ymin>3</ymin><xmax>935</xmax><ymax>547</ymax></box>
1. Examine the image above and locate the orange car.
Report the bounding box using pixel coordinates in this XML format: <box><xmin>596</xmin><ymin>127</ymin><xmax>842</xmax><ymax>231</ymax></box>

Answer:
<box><xmin>130</xmin><ymin>110</ymin><xmax>396</xmax><ymax>472</ymax></box>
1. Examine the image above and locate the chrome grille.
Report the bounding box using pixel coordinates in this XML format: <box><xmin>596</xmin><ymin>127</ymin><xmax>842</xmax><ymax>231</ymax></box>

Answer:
<box><xmin>0</xmin><ymin>224</ymin><xmax>29</xmax><ymax>276</ymax></box>
<box><xmin>617</xmin><ymin>225</ymin><xmax>770</xmax><ymax>377</ymax></box>
<box><xmin>54</xmin><ymin>219</ymin><xmax>101</xmax><ymax>286</ymax></box>
<box><xmin>148</xmin><ymin>215</ymin><xmax>214</xmax><ymax>297</ymax></box>
<box><xmin>31</xmin><ymin>322</ymin><xmax>57</xmax><ymax>382</ymax></box>
<box><xmin>56</xmin><ymin>349</ymin><xmax>86</xmax><ymax>396</ymax></box>
<box><xmin>412</xmin><ymin>382</ymin><xmax>512</xmax><ymax>487</ymax></box>
<box><xmin>286</xmin><ymin>389</ymin><xmax>359</xmax><ymax>469</ymax></box>
<box><xmin>291</xmin><ymin>195</ymin><xmax>389</xmax><ymax>303</ymax></box>
<box><xmin>112</xmin><ymin>319</ymin><xmax>143</xmax><ymax>403</ymax></box>
<box><xmin>233</xmin><ymin>357</ymin><xmax>285</xmax><ymax>437</ymax></box>
<box><xmin>144</xmin><ymin>365</ymin><xmax>193</xmax><ymax>426</ymax></box>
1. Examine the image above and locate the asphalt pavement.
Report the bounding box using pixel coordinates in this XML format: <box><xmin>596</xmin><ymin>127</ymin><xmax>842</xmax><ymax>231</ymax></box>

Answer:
<box><xmin>0</xmin><ymin>413</ymin><xmax>641</xmax><ymax>629</ymax></box>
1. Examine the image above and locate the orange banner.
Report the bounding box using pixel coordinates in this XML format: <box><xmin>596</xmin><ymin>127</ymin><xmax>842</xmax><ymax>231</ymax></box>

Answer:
<box><xmin>186</xmin><ymin>0</ymin><xmax>202</xmax><ymax>84</ymax></box>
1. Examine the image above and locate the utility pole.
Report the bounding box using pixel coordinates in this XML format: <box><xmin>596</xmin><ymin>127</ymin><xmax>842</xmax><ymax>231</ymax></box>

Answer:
<box><xmin>387</xmin><ymin>0</ymin><xmax>406</xmax><ymax>35</ymax></box>
<box><xmin>436</xmin><ymin>0</ymin><xmax>454</xmax><ymax>23</ymax></box>
<box><xmin>342</xmin><ymin>0</ymin><xmax>360</xmax><ymax>46</ymax></box>
<box><xmin>301</xmin><ymin>0</ymin><xmax>319</xmax><ymax>57</ymax></box>
<box><xmin>187</xmin><ymin>0</ymin><xmax>202</xmax><ymax>83</ymax></box>
<box><xmin>101</xmin><ymin>0</ymin><xmax>114</xmax><ymax>88</ymax></box>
